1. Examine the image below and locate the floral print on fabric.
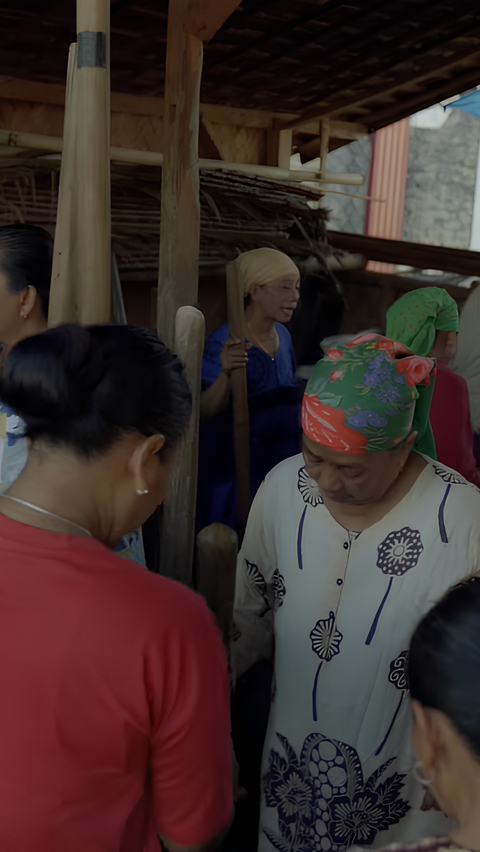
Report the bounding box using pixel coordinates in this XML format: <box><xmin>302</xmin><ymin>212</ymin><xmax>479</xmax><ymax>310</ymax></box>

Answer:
<box><xmin>310</xmin><ymin>612</ymin><xmax>343</xmax><ymax>721</ymax></box>
<box><xmin>263</xmin><ymin>731</ymin><xmax>410</xmax><ymax>852</ymax></box>
<box><xmin>389</xmin><ymin>651</ymin><xmax>409</xmax><ymax>690</ymax></box>
<box><xmin>301</xmin><ymin>335</ymin><xmax>436</xmax><ymax>455</ymax></box>
<box><xmin>377</xmin><ymin>528</ymin><xmax>424</xmax><ymax>577</ymax></box>
<box><xmin>432</xmin><ymin>465</ymin><xmax>466</xmax><ymax>485</ymax></box>
<box><xmin>245</xmin><ymin>559</ymin><xmax>271</xmax><ymax>616</ymax></box>
<box><xmin>310</xmin><ymin>612</ymin><xmax>343</xmax><ymax>662</ymax></box>
<box><xmin>298</xmin><ymin>467</ymin><xmax>324</xmax><ymax>506</ymax></box>
<box><xmin>374</xmin><ymin>652</ymin><xmax>410</xmax><ymax>756</ymax></box>
<box><xmin>272</xmin><ymin>568</ymin><xmax>286</xmax><ymax>610</ymax></box>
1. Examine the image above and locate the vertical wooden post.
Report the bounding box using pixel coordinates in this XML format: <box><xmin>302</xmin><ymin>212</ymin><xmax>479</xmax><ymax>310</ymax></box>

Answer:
<box><xmin>49</xmin><ymin>0</ymin><xmax>111</xmax><ymax>326</ymax></box>
<box><xmin>319</xmin><ymin>118</ymin><xmax>330</xmax><ymax>179</ymax></box>
<box><xmin>266</xmin><ymin>125</ymin><xmax>293</xmax><ymax>169</ymax></box>
<box><xmin>226</xmin><ymin>260</ymin><xmax>251</xmax><ymax>529</ymax></box>
<box><xmin>157</xmin><ymin>8</ymin><xmax>203</xmax><ymax>350</ymax></box>
<box><xmin>159</xmin><ymin>306</ymin><xmax>205</xmax><ymax>584</ymax></box>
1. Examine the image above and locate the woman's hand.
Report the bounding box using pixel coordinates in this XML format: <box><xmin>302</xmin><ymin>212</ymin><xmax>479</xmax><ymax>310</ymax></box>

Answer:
<box><xmin>220</xmin><ymin>338</ymin><xmax>250</xmax><ymax>377</ymax></box>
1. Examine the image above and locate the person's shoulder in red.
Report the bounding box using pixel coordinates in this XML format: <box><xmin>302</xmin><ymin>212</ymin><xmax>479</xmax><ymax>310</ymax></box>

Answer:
<box><xmin>430</xmin><ymin>362</ymin><xmax>480</xmax><ymax>487</ymax></box>
<box><xmin>0</xmin><ymin>516</ymin><xmax>232</xmax><ymax>851</ymax></box>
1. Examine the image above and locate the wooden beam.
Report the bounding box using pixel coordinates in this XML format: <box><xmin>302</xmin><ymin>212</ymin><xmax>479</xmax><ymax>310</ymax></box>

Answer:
<box><xmin>157</xmin><ymin>0</ymin><xmax>242</xmax><ymax>350</ymax></box>
<box><xmin>186</xmin><ymin>0</ymin><xmax>245</xmax><ymax>42</ymax></box>
<box><xmin>328</xmin><ymin>231</ymin><xmax>480</xmax><ymax>277</ymax></box>
<box><xmin>157</xmin><ymin>23</ymin><xmax>203</xmax><ymax>349</ymax></box>
<box><xmin>278</xmin><ymin>49</ymin><xmax>480</xmax><ymax>132</ymax></box>
<box><xmin>0</xmin><ymin>74</ymin><xmax>301</xmax><ymax>128</ymax></box>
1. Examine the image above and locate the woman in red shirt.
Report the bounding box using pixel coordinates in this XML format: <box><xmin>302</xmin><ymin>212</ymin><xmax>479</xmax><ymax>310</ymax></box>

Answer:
<box><xmin>0</xmin><ymin>324</ymin><xmax>232</xmax><ymax>852</ymax></box>
<box><xmin>386</xmin><ymin>286</ymin><xmax>480</xmax><ymax>486</ymax></box>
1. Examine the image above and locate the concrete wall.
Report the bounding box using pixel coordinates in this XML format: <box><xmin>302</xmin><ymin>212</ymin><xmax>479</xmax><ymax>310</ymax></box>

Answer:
<box><xmin>324</xmin><ymin>136</ymin><xmax>372</xmax><ymax>234</ymax></box>
<box><xmin>402</xmin><ymin>109</ymin><xmax>480</xmax><ymax>249</ymax></box>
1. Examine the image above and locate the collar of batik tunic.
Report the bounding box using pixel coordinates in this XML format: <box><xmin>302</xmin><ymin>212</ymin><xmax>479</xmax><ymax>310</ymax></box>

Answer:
<box><xmin>301</xmin><ymin>333</ymin><xmax>437</xmax><ymax>456</ymax></box>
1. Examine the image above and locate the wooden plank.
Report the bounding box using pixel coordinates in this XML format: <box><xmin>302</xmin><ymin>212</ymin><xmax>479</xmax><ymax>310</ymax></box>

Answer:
<box><xmin>0</xmin><ymin>74</ymin><xmax>301</xmax><ymax>127</ymax></box>
<box><xmin>266</xmin><ymin>126</ymin><xmax>292</xmax><ymax>168</ymax></box>
<box><xmin>336</xmin><ymin>269</ymin><xmax>474</xmax><ymax>304</ymax></box>
<box><xmin>159</xmin><ymin>306</ymin><xmax>205</xmax><ymax>584</ymax></box>
<box><xmin>328</xmin><ymin>231</ymin><xmax>480</xmax><ymax>277</ymax></box>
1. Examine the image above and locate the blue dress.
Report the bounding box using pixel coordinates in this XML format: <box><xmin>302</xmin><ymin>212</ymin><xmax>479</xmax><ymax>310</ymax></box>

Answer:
<box><xmin>197</xmin><ymin>322</ymin><xmax>303</xmax><ymax>532</ymax></box>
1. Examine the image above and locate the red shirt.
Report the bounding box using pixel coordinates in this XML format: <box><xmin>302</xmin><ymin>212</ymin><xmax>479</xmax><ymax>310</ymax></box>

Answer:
<box><xmin>430</xmin><ymin>361</ymin><xmax>480</xmax><ymax>487</ymax></box>
<box><xmin>0</xmin><ymin>514</ymin><xmax>232</xmax><ymax>851</ymax></box>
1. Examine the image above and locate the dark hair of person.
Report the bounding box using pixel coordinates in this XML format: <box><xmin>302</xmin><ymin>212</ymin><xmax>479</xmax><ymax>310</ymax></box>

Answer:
<box><xmin>0</xmin><ymin>224</ymin><xmax>54</xmax><ymax>317</ymax></box>
<box><xmin>0</xmin><ymin>324</ymin><xmax>192</xmax><ymax>458</ymax></box>
<box><xmin>287</xmin><ymin>270</ymin><xmax>345</xmax><ymax>365</ymax></box>
<box><xmin>409</xmin><ymin>578</ymin><xmax>480</xmax><ymax>760</ymax></box>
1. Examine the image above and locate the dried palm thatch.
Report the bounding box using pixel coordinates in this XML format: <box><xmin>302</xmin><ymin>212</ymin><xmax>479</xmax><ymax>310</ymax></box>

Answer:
<box><xmin>0</xmin><ymin>159</ymin><xmax>329</xmax><ymax>279</ymax></box>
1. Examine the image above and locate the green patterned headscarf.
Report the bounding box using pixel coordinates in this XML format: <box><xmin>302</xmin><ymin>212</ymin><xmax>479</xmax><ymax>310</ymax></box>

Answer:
<box><xmin>301</xmin><ymin>334</ymin><xmax>437</xmax><ymax>457</ymax></box>
<box><xmin>385</xmin><ymin>286</ymin><xmax>458</xmax><ymax>357</ymax></box>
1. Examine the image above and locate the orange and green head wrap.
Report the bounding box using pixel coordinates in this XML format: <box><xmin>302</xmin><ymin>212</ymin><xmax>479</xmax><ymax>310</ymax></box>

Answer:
<box><xmin>301</xmin><ymin>333</ymin><xmax>437</xmax><ymax>457</ymax></box>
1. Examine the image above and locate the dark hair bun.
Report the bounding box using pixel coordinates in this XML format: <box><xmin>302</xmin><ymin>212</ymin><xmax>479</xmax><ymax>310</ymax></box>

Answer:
<box><xmin>0</xmin><ymin>324</ymin><xmax>191</xmax><ymax>457</ymax></box>
<box><xmin>409</xmin><ymin>578</ymin><xmax>480</xmax><ymax>760</ymax></box>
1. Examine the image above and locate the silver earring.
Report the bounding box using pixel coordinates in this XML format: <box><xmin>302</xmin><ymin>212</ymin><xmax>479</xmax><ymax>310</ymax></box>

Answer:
<box><xmin>136</xmin><ymin>488</ymin><xmax>149</xmax><ymax>496</ymax></box>
<box><xmin>413</xmin><ymin>760</ymin><xmax>433</xmax><ymax>786</ymax></box>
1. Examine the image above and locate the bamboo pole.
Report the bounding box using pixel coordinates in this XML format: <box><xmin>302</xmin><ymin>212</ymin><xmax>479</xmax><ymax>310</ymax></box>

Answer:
<box><xmin>48</xmin><ymin>0</ymin><xmax>111</xmax><ymax>326</ymax></box>
<box><xmin>0</xmin><ymin>129</ymin><xmax>364</xmax><ymax>187</ymax></box>
<box><xmin>226</xmin><ymin>260</ymin><xmax>252</xmax><ymax>530</ymax></box>
<box><xmin>159</xmin><ymin>306</ymin><xmax>205</xmax><ymax>584</ymax></box>
<box><xmin>196</xmin><ymin>523</ymin><xmax>238</xmax><ymax>646</ymax></box>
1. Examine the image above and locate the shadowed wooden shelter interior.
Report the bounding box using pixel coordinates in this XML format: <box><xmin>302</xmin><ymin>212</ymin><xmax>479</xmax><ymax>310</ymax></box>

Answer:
<box><xmin>2</xmin><ymin>0</ymin><xmax>480</xmax><ymax>163</ymax></box>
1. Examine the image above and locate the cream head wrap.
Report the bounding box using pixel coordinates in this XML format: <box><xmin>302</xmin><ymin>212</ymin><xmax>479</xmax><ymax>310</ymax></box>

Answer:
<box><xmin>233</xmin><ymin>248</ymin><xmax>299</xmax><ymax>297</ymax></box>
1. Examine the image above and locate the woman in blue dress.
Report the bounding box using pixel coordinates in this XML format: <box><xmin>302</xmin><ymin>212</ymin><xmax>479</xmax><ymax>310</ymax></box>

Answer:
<box><xmin>197</xmin><ymin>248</ymin><xmax>303</xmax><ymax>533</ymax></box>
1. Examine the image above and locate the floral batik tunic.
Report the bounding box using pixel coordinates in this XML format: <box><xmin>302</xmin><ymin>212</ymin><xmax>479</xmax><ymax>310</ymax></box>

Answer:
<box><xmin>232</xmin><ymin>453</ymin><xmax>480</xmax><ymax>852</ymax></box>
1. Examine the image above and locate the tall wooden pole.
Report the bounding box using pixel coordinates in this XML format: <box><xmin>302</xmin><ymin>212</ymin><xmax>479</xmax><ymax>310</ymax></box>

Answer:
<box><xmin>157</xmin><ymin>12</ymin><xmax>202</xmax><ymax>350</ymax></box>
<box><xmin>226</xmin><ymin>260</ymin><xmax>252</xmax><ymax>529</ymax></box>
<box><xmin>49</xmin><ymin>0</ymin><xmax>111</xmax><ymax>326</ymax></box>
<box><xmin>159</xmin><ymin>307</ymin><xmax>205</xmax><ymax>584</ymax></box>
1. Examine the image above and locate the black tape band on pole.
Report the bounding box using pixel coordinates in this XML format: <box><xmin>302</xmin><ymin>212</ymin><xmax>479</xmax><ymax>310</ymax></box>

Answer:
<box><xmin>77</xmin><ymin>32</ymin><xmax>106</xmax><ymax>69</ymax></box>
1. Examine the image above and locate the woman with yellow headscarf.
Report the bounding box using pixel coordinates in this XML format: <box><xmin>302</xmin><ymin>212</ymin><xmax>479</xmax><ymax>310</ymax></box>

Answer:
<box><xmin>197</xmin><ymin>248</ymin><xmax>302</xmax><ymax>532</ymax></box>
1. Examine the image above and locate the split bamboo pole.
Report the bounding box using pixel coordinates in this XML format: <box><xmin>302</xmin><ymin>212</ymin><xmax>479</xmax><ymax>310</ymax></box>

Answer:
<box><xmin>49</xmin><ymin>0</ymin><xmax>111</xmax><ymax>326</ymax></box>
<box><xmin>159</xmin><ymin>306</ymin><xmax>205</xmax><ymax>584</ymax></box>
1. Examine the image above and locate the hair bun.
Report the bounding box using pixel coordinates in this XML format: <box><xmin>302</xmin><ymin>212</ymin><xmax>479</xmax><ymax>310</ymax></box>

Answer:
<box><xmin>0</xmin><ymin>325</ymin><xmax>105</xmax><ymax>422</ymax></box>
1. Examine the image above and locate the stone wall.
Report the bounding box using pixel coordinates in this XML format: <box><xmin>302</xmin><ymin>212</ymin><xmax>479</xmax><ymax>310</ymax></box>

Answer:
<box><xmin>402</xmin><ymin>109</ymin><xmax>480</xmax><ymax>249</ymax></box>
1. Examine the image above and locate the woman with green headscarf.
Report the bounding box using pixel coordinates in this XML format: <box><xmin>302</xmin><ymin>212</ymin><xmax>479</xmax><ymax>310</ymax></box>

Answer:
<box><xmin>386</xmin><ymin>286</ymin><xmax>480</xmax><ymax>486</ymax></box>
<box><xmin>232</xmin><ymin>333</ymin><xmax>480</xmax><ymax>851</ymax></box>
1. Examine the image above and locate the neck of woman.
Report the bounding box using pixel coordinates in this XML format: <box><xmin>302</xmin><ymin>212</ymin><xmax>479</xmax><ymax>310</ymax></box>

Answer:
<box><xmin>245</xmin><ymin>302</ymin><xmax>276</xmax><ymax>341</ymax></box>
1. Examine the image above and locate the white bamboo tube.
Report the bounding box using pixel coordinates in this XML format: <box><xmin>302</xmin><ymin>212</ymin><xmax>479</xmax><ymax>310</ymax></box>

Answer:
<box><xmin>75</xmin><ymin>0</ymin><xmax>111</xmax><ymax>323</ymax></box>
<box><xmin>159</xmin><ymin>306</ymin><xmax>205</xmax><ymax>583</ymax></box>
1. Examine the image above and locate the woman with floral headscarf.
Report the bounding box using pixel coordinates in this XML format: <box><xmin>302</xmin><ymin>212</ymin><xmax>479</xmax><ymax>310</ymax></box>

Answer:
<box><xmin>197</xmin><ymin>248</ymin><xmax>303</xmax><ymax>532</ymax></box>
<box><xmin>232</xmin><ymin>334</ymin><xmax>480</xmax><ymax>852</ymax></box>
<box><xmin>386</xmin><ymin>286</ymin><xmax>480</xmax><ymax>486</ymax></box>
